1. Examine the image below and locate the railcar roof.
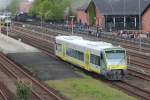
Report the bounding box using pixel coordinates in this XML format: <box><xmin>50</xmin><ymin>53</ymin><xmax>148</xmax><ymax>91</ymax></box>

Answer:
<box><xmin>56</xmin><ymin>35</ymin><xmax>123</xmax><ymax>51</ymax></box>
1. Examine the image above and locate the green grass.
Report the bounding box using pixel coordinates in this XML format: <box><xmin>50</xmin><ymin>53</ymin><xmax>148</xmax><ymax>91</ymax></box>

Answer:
<box><xmin>46</xmin><ymin>76</ymin><xmax>136</xmax><ymax>100</ymax></box>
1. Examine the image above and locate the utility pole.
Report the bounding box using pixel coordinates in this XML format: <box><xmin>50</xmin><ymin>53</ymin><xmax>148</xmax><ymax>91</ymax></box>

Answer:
<box><xmin>69</xmin><ymin>16</ymin><xmax>75</xmax><ymax>35</ymax></box>
<box><xmin>41</xmin><ymin>15</ymin><xmax>43</xmax><ymax>38</ymax></box>
<box><xmin>0</xmin><ymin>18</ymin><xmax>1</xmax><ymax>35</ymax></box>
<box><xmin>6</xmin><ymin>20</ymin><xmax>8</xmax><ymax>37</ymax></box>
<box><xmin>40</xmin><ymin>12</ymin><xmax>43</xmax><ymax>39</ymax></box>
<box><xmin>41</xmin><ymin>15</ymin><xmax>42</xmax><ymax>29</ymax></box>
<box><xmin>139</xmin><ymin>0</ymin><xmax>141</xmax><ymax>51</ymax></box>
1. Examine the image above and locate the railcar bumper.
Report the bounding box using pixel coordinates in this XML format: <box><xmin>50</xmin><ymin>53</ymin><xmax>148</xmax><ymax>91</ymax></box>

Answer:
<box><xmin>102</xmin><ymin>70</ymin><xmax>127</xmax><ymax>80</ymax></box>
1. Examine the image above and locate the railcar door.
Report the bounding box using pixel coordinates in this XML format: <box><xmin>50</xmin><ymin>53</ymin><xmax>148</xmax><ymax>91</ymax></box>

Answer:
<box><xmin>89</xmin><ymin>53</ymin><xmax>101</xmax><ymax>73</ymax></box>
<box><xmin>55</xmin><ymin>42</ymin><xmax>63</xmax><ymax>56</ymax></box>
<box><xmin>85</xmin><ymin>49</ymin><xmax>90</xmax><ymax>70</ymax></box>
<box><xmin>100</xmin><ymin>52</ymin><xmax>106</xmax><ymax>71</ymax></box>
<box><xmin>62</xmin><ymin>43</ymin><xmax>66</xmax><ymax>56</ymax></box>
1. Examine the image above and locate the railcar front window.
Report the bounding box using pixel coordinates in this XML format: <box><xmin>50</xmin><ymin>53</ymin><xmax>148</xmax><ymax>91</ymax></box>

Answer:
<box><xmin>105</xmin><ymin>50</ymin><xmax>126</xmax><ymax>65</ymax></box>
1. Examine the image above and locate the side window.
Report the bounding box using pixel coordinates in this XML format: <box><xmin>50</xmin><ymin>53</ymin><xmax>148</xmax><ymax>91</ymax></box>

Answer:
<box><xmin>66</xmin><ymin>48</ymin><xmax>84</xmax><ymax>61</ymax></box>
<box><xmin>56</xmin><ymin>43</ymin><xmax>62</xmax><ymax>52</ymax></box>
<box><xmin>90</xmin><ymin>54</ymin><xmax>100</xmax><ymax>66</ymax></box>
<box><xmin>77</xmin><ymin>51</ymin><xmax>84</xmax><ymax>61</ymax></box>
<box><xmin>66</xmin><ymin>48</ymin><xmax>72</xmax><ymax>56</ymax></box>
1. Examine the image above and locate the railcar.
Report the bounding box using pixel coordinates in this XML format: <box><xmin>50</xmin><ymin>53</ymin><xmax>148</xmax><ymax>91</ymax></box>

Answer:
<box><xmin>0</xmin><ymin>15</ymin><xmax>11</xmax><ymax>27</ymax></box>
<box><xmin>55</xmin><ymin>35</ymin><xmax>127</xmax><ymax>80</ymax></box>
<box><xmin>14</xmin><ymin>13</ymin><xmax>33</xmax><ymax>22</ymax></box>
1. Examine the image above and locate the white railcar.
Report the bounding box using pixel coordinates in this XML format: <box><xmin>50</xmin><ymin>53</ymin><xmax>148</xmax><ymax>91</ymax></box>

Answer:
<box><xmin>55</xmin><ymin>35</ymin><xmax>127</xmax><ymax>80</ymax></box>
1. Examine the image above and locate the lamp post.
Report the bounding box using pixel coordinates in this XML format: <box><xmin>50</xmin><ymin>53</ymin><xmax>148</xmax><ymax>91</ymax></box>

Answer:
<box><xmin>0</xmin><ymin>18</ymin><xmax>1</xmax><ymax>35</ymax></box>
<box><xmin>139</xmin><ymin>0</ymin><xmax>141</xmax><ymax>51</ymax></box>
<box><xmin>6</xmin><ymin>19</ymin><xmax>8</xmax><ymax>37</ymax></box>
<box><xmin>6</xmin><ymin>16</ymin><xmax>10</xmax><ymax>37</ymax></box>
<box><xmin>94</xmin><ymin>17</ymin><xmax>96</xmax><ymax>25</ymax></box>
<box><xmin>40</xmin><ymin>15</ymin><xmax>43</xmax><ymax>29</ymax></box>
<box><xmin>69</xmin><ymin>16</ymin><xmax>75</xmax><ymax>35</ymax></box>
<box><xmin>39</xmin><ymin>12</ymin><xmax>43</xmax><ymax>39</ymax></box>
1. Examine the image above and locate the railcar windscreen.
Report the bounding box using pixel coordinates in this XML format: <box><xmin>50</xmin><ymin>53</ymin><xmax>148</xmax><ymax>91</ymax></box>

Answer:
<box><xmin>105</xmin><ymin>50</ymin><xmax>126</xmax><ymax>66</ymax></box>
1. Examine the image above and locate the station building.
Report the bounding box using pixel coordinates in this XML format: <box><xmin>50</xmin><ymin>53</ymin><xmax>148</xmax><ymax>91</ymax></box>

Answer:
<box><xmin>77</xmin><ymin>0</ymin><xmax>150</xmax><ymax>33</ymax></box>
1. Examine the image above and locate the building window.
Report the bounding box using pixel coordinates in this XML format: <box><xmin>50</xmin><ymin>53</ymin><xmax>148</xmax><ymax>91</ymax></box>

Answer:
<box><xmin>90</xmin><ymin>54</ymin><xmax>100</xmax><ymax>66</ymax></box>
<box><xmin>66</xmin><ymin>48</ymin><xmax>84</xmax><ymax>61</ymax></box>
<box><xmin>115</xmin><ymin>16</ymin><xmax>124</xmax><ymax>30</ymax></box>
<box><xmin>107</xmin><ymin>17</ymin><xmax>113</xmax><ymax>23</ymax></box>
<box><xmin>126</xmin><ymin>16</ymin><xmax>139</xmax><ymax>30</ymax></box>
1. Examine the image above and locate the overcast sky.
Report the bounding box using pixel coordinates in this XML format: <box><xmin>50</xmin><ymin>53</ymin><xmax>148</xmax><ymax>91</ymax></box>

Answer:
<box><xmin>0</xmin><ymin>0</ymin><xmax>11</xmax><ymax>10</ymax></box>
<box><xmin>28</xmin><ymin>0</ymin><xmax>34</xmax><ymax>2</ymax></box>
<box><xmin>0</xmin><ymin>0</ymin><xmax>34</xmax><ymax>10</ymax></box>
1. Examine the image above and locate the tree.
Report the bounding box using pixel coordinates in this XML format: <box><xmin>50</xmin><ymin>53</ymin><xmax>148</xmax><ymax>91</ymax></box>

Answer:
<box><xmin>68</xmin><ymin>6</ymin><xmax>74</xmax><ymax>17</ymax></box>
<box><xmin>29</xmin><ymin>0</ymin><xmax>71</xmax><ymax>21</ymax></box>
<box><xmin>6</xmin><ymin>0</ymin><xmax>21</xmax><ymax>15</ymax></box>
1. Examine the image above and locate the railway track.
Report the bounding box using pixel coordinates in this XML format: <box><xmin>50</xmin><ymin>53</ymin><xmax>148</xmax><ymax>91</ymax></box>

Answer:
<box><xmin>13</xmin><ymin>22</ymin><xmax>150</xmax><ymax>53</ymax></box>
<box><xmin>101</xmin><ymin>36</ymin><xmax>150</xmax><ymax>53</ymax></box>
<box><xmin>9</xmin><ymin>26</ymin><xmax>150</xmax><ymax>99</ymax></box>
<box><xmin>0</xmin><ymin>52</ymin><xmax>64</xmax><ymax>100</ymax></box>
<box><xmin>12</xmin><ymin>26</ymin><xmax>150</xmax><ymax>73</ymax></box>
<box><xmin>0</xmin><ymin>81</ymin><xmax>14</xmax><ymax>100</ymax></box>
<box><xmin>112</xmin><ymin>81</ymin><xmax>150</xmax><ymax>100</ymax></box>
<box><xmin>11</xmin><ymin>26</ymin><xmax>150</xmax><ymax>72</ymax></box>
<box><xmin>12</xmin><ymin>26</ymin><xmax>150</xmax><ymax>74</ymax></box>
<box><xmin>12</xmin><ymin>23</ymin><xmax>150</xmax><ymax>55</ymax></box>
<box><xmin>128</xmin><ymin>68</ymin><xmax>150</xmax><ymax>81</ymax></box>
<box><xmin>0</xmin><ymin>89</ymin><xmax>7</xmax><ymax>100</ymax></box>
<box><xmin>12</xmin><ymin>25</ymin><xmax>150</xmax><ymax>71</ymax></box>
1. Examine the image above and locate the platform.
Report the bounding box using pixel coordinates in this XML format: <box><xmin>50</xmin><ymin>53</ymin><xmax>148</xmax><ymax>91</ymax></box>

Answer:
<box><xmin>0</xmin><ymin>34</ymin><xmax>39</xmax><ymax>54</ymax></box>
<box><xmin>0</xmin><ymin>34</ymin><xmax>82</xmax><ymax>80</ymax></box>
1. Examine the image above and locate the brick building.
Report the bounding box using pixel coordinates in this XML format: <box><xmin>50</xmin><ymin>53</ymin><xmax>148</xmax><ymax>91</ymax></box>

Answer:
<box><xmin>77</xmin><ymin>5</ymin><xmax>88</xmax><ymax>25</ymax></box>
<box><xmin>19</xmin><ymin>0</ymin><xmax>33</xmax><ymax>13</ymax></box>
<box><xmin>77</xmin><ymin>0</ymin><xmax>150</xmax><ymax>32</ymax></box>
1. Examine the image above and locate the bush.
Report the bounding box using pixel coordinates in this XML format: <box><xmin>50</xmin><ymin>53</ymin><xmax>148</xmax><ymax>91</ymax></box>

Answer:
<box><xmin>16</xmin><ymin>79</ymin><xmax>32</xmax><ymax>100</ymax></box>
